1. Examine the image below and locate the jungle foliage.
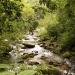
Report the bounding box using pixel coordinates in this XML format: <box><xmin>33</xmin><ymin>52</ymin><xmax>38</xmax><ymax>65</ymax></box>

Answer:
<box><xmin>39</xmin><ymin>0</ymin><xmax>75</xmax><ymax>58</ymax></box>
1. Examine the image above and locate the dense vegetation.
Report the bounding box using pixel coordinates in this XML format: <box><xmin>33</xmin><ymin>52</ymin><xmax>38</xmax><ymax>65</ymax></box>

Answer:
<box><xmin>39</xmin><ymin>0</ymin><xmax>75</xmax><ymax>58</ymax></box>
<box><xmin>0</xmin><ymin>0</ymin><xmax>39</xmax><ymax>62</ymax></box>
<box><xmin>0</xmin><ymin>0</ymin><xmax>75</xmax><ymax>75</ymax></box>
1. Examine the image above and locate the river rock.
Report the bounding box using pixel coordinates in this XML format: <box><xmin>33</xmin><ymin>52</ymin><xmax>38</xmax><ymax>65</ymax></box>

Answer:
<box><xmin>28</xmin><ymin>59</ymin><xmax>42</xmax><ymax>65</ymax></box>
<box><xmin>21</xmin><ymin>39</ymin><xmax>36</xmax><ymax>46</ymax></box>
<box><xmin>22</xmin><ymin>43</ymin><xmax>35</xmax><ymax>48</ymax></box>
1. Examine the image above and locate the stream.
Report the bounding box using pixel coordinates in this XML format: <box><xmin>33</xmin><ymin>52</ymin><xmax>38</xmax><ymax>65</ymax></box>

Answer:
<box><xmin>9</xmin><ymin>32</ymin><xmax>75</xmax><ymax>75</ymax></box>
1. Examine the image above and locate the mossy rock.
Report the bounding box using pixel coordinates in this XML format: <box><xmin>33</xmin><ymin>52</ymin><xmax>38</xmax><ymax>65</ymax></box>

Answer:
<box><xmin>62</xmin><ymin>51</ymin><xmax>71</xmax><ymax>58</ymax></box>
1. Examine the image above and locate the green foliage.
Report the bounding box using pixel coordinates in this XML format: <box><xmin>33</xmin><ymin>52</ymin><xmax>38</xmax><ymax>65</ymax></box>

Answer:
<box><xmin>0</xmin><ymin>0</ymin><xmax>24</xmax><ymax>33</ymax></box>
<box><xmin>0</xmin><ymin>0</ymin><xmax>40</xmax><ymax>63</ymax></box>
<box><xmin>0</xmin><ymin>69</ymin><xmax>35</xmax><ymax>75</ymax></box>
<box><xmin>39</xmin><ymin>0</ymin><xmax>57</xmax><ymax>11</ymax></box>
<box><xmin>0</xmin><ymin>39</ymin><xmax>12</xmax><ymax>63</ymax></box>
<box><xmin>0</xmin><ymin>64</ymin><xmax>9</xmax><ymax>72</ymax></box>
<box><xmin>62</xmin><ymin>51</ymin><xmax>71</xmax><ymax>58</ymax></box>
<box><xmin>47</xmin><ymin>25</ymin><xmax>60</xmax><ymax>40</ymax></box>
<box><xmin>39</xmin><ymin>0</ymin><xmax>75</xmax><ymax>57</ymax></box>
<box><xmin>19</xmin><ymin>64</ymin><xmax>26</xmax><ymax>71</ymax></box>
<box><xmin>0</xmin><ymin>0</ymin><xmax>25</xmax><ymax>62</ymax></box>
<box><xmin>0</xmin><ymin>43</ymin><xmax>10</xmax><ymax>56</ymax></box>
<box><xmin>33</xmin><ymin>6</ymin><xmax>47</xmax><ymax>19</ymax></box>
<box><xmin>26</xmin><ymin>16</ymin><xmax>38</xmax><ymax>33</ymax></box>
<box><xmin>34</xmin><ymin>64</ymin><xmax>60</xmax><ymax>75</ymax></box>
<box><xmin>57</xmin><ymin>0</ymin><xmax>75</xmax><ymax>51</ymax></box>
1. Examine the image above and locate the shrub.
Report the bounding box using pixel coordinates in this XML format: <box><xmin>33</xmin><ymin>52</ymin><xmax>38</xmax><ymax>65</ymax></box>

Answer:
<box><xmin>34</xmin><ymin>64</ymin><xmax>61</xmax><ymax>75</ymax></box>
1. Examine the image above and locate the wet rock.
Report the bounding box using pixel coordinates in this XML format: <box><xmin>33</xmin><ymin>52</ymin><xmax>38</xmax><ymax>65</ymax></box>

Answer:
<box><xmin>40</xmin><ymin>51</ymin><xmax>63</xmax><ymax>64</ymax></box>
<box><xmin>21</xmin><ymin>53</ymin><xmax>35</xmax><ymax>60</ymax></box>
<box><xmin>28</xmin><ymin>60</ymin><xmax>41</xmax><ymax>65</ymax></box>
<box><xmin>39</xmin><ymin>44</ymin><xmax>43</xmax><ymax>47</ymax></box>
<box><xmin>4</xmin><ymin>39</ymin><xmax>8</xmax><ymax>42</ymax></box>
<box><xmin>21</xmin><ymin>40</ymin><xmax>36</xmax><ymax>46</ymax></box>
<box><xmin>18</xmin><ymin>44</ymin><xmax>24</xmax><ymax>48</ymax></box>
<box><xmin>28</xmin><ymin>61</ymin><xmax>39</xmax><ymax>65</ymax></box>
<box><xmin>22</xmin><ymin>43</ymin><xmax>35</xmax><ymax>48</ymax></box>
<box><xmin>69</xmin><ymin>57</ymin><xmax>75</xmax><ymax>73</ymax></box>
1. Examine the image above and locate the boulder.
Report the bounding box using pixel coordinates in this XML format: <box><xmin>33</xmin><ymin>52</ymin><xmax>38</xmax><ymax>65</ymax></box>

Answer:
<box><xmin>21</xmin><ymin>40</ymin><xmax>36</xmax><ymax>47</ymax></box>
<box><xmin>28</xmin><ymin>59</ymin><xmax>41</xmax><ymax>65</ymax></box>
<box><xmin>22</xmin><ymin>43</ymin><xmax>35</xmax><ymax>48</ymax></box>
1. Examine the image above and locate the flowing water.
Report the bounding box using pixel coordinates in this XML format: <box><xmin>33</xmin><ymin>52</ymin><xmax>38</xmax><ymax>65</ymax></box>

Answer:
<box><xmin>9</xmin><ymin>32</ymin><xmax>75</xmax><ymax>75</ymax></box>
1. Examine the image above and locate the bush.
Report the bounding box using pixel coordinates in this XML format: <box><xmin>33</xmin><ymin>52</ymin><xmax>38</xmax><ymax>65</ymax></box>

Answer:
<box><xmin>34</xmin><ymin>64</ymin><xmax>61</xmax><ymax>75</ymax></box>
<box><xmin>19</xmin><ymin>64</ymin><xmax>26</xmax><ymax>71</ymax></box>
<box><xmin>47</xmin><ymin>25</ymin><xmax>60</xmax><ymax>40</ymax></box>
<box><xmin>0</xmin><ymin>39</ymin><xmax>12</xmax><ymax>63</ymax></box>
<box><xmin>62</xmin><ymin>51</ymin><xmax>71</xmax><ymax>58</ymax></box>
<box><xmin>0</xmin><ymin>68</ymin><xmax>7</xmax><ymax>72</ymax></box>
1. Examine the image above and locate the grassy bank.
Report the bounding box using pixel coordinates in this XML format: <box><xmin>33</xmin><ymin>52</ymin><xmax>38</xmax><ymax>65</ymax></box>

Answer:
<box><xmin>0</xmin><ymin>70</ymin><xmax>35</xmax><ymax>75</ymax></box>
<box><xmin>0</xmin><ymin>64</ymin><xmax>36</xmax><ymax>75</ymax></box>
